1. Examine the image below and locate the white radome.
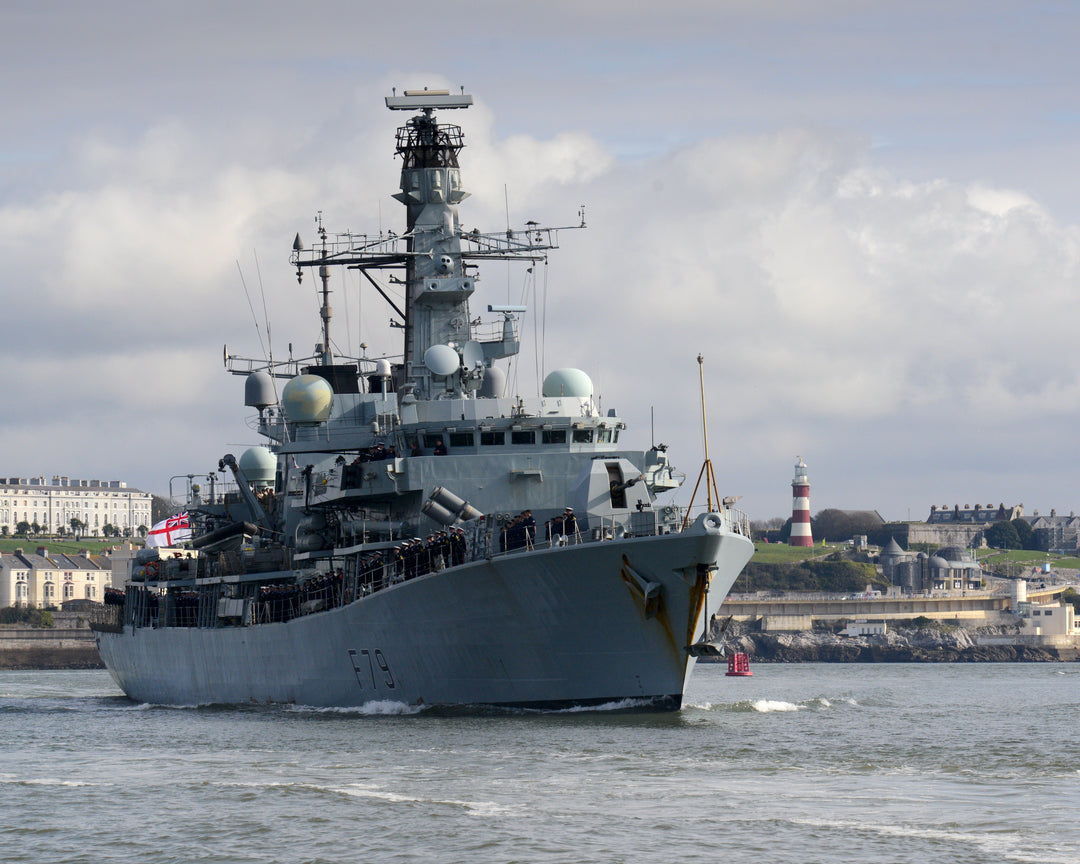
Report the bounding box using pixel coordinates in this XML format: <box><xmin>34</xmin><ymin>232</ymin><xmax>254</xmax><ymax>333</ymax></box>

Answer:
<box><xmin>281</xmin><ymin>374</ymin><xmax>334</xmax><ymax>424</ymax></box>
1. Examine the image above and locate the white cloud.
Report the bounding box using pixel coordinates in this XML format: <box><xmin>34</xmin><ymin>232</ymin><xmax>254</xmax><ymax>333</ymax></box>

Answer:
<box><xmin>2</xmin><ymin>2</ymin><xmax>1079</xmax><ymax>522</ymax></box>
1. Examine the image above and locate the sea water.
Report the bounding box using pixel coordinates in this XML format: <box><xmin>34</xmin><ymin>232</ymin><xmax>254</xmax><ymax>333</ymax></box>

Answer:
<box><xmin>1</xmin><ymin>663</ymin><xmax>1077</xmax><ymax>864</ymax></box>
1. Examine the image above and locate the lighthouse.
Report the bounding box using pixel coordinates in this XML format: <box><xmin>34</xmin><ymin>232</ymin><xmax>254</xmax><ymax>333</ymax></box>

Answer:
<box><xmin>789</xmin><ymin>456</ymin><xmax>813</xmax><ymax>547</ymax></box>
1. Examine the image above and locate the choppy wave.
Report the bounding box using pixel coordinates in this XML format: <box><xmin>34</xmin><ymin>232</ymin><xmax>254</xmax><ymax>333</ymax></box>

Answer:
<box><xmin>751</xmin><ymin>699</ymin><xmax>802</xmax><ymax>712</ymax></box>
<box><xmin>685</xmin><ymin>695</ymin><xmax>857</xmax><ymax>713</ymax></box>
<box><xmin>214</xmin><ymin>779</ymin><xmax>513</xmax><ymax>816</ymax></box>
<box><xmin>0</xmin><ymin>777</ymin><xmax>104</xmax><ymax>788</ymax></box>
<box><xmin>287</xmin><ymin>699</ymin><xmax>423</xmax><ymax>716</ymax></box>
<box><xmin>790</xmin><ymin>816</ymin><xmax>1076</xmax><ymax>864</ymax></box>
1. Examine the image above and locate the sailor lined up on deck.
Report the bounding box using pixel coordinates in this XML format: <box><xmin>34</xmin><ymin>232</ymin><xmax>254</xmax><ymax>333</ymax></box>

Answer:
<box><xmin>501</xmin><ymin>510</ymin><xmax>536</xmax><ymax>551</ymax></box>
<box><xmin>545</xmin><ymin>507</ymin><xmax>578</xmax><ymax>542</ymax></box>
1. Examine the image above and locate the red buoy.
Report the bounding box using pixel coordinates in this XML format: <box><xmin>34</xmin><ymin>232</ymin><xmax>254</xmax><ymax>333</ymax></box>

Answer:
<box><xmin>726</xmin><ymin>652</ymin><xmax>753</xmax><ymax>676</ymax></box>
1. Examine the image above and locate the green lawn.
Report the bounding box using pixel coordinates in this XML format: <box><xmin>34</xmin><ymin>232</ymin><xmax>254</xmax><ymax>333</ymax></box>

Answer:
<box><xmin>750</xmin><ymin>542</ymin><xmax>845</xmax><ymax>564</ymax></box>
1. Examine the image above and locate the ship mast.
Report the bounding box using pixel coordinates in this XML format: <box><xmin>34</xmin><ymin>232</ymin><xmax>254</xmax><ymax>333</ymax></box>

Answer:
<box><xmin>282</xmin><ymin>88</ymin><xmax>575</xmax><ymax>399</ymax></box>
<box><xmin>387</xmin><ymin>88</ymin><xmax>475</xmax><ymax>398</ymax></box>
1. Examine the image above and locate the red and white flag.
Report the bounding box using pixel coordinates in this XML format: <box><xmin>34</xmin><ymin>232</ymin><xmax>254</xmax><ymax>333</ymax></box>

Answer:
<box><xmin>147</xmin><ymin>512</ymin><xmax>192</xmax><ymax>548</ymax></box>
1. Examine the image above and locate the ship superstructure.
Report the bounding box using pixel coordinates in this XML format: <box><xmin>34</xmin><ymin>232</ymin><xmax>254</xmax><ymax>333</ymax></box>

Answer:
<box><xmin>92</xmin><ymin>89</ymin><xmax>755</xmax><ymax>710</ymax></box>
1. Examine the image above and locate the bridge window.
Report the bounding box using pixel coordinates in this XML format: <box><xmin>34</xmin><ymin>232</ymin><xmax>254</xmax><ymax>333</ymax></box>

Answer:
<box><xmin>542</xmin><ymin>430</ymin><xmax>566</xmax><ymax>445</ymax></box>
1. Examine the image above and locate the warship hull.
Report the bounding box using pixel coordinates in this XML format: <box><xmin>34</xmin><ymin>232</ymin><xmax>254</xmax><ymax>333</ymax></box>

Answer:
<box><xmin>95</xmin><ymin>524</ymin><xmax>752</xmax><ymax>709</ymax></box>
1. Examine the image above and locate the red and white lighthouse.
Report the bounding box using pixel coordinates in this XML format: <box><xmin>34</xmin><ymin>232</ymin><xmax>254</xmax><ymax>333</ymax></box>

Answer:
<box><xmin>789</xmin><ymin>456</ymin><xmax>813</xmax><ymax>547</ymax></box>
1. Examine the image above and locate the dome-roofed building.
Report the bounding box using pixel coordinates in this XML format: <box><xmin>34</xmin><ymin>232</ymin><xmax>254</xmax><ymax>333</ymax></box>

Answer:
<box><xmin>926</xmin><ymin>545</ymin><xmax>982</xmax><ymax>591</ymax></box>
<box><xmin>880</xmin><ymin>538</ymin><xmax>983</xmax><ymax>594</ymax></box>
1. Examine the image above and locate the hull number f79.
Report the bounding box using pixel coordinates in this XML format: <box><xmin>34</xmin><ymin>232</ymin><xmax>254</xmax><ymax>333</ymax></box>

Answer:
<box><xmin>348</xmin><ymin>648</ymin><xmax>396</xmax><ymax>689</ymax></box>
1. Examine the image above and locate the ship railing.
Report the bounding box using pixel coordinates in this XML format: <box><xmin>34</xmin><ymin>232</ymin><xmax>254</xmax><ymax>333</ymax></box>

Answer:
<box><xmin>86</xmin><ymin>601</ymin><xmax>123</xmax><ymax>633</ymax></box>
<box><xmin>474</xmin><ymin>504</ymin><xmax>753</xmax><ymax>562</ymax></box>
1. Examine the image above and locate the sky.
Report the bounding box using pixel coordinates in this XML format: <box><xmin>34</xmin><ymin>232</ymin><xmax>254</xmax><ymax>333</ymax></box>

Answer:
<box><xmin>1</xmin><ymin>0</ymin><xmax>1078</xmax><ymax>522</ymax></box>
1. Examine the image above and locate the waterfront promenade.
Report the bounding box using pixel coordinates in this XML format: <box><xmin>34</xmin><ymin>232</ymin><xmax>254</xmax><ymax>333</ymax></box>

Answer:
<box><xmin>720</xmin><ymin>584</ymin><xmax>1068</xmax><ymax>630</ymax></box>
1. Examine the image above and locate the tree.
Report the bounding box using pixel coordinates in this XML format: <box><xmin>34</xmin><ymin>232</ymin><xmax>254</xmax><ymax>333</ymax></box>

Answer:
<box><xmin>69</xmin><ymin>517</ymin><xmax>85</xmax><ymax>539</ymax></box>
<box><xmin>750</xmin><ymin>516</ymin><xmax>786</xmax><ymax>543</ymax></box>
<box><xmin>1011</xmin><ymin>518</ymin><xmax>1036</xmax><ymax>551</ymax></box>
<box><xmin>15</xmin><ymin>521</ymin><xmax>31</xmax><ymax>537</ymax></box>
<box><xmin>812</xmin><ymin>509</ymin><xmax>887</xmax><ymax>544</ymax></box>
<box><xmin>984</xmin><ymin>520</ymin><xmax>1021</xmax><ymax>550</ymax></box>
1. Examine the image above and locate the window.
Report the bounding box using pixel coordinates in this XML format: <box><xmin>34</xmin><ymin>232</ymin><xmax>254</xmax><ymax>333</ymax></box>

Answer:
<box><xmin>480</xmin><ymin>431</ymin><xmax>505</xmax><ymax>446</ymax></box>
<box><xmin>542</xmin><ymin>430</ymin><xmax>566</xmax><ymax>445</ymax></box>
<box><xmin>511</xmin><ymin>430</ymin><xmax>535</xmax><ymax>445</ymax></box>
<box><xmin>448</xmin><ymin>432</ymin><xmax>475</xmax><ymax>448</ymax></box>
<box><xmin>572</xmin><ymin>429</ymin><xmax>593</xmax><ymax>444</ymax></box>
<box><xmin>598</xmin><ymin>429</ymin><xmax>612</xmax><ymax>443</ymax></box>
<box><xmin>423</xmin><ymin>434</ymin><xmax>443</xmax><ymax>448</ymax></box>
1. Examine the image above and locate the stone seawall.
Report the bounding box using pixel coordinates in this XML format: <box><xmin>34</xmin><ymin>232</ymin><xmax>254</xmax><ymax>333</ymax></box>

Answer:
<box><xmin>0</xmin><ymin>619</ymin><xmax>104</xmax><ymax>669</ymax></box>
<box><xmin>707</xmin><ymin>626</ymin><xmax>1078</xmax><ymax>663</ymax></box>
<box><xmin>0</xmin><ymin>645</ymin><xmax>104</xmax><ymax>670</ymax></box>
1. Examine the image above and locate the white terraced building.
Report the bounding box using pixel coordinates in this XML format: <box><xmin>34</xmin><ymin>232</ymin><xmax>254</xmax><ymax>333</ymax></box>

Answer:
<box><xmin>0</xmin><ymin>547</ymin><xmax>109</xmax><ymax>608</ymax></box>
<box><xmin>0</xmin><ymin>476</ymin><xmax>152</xmax><ymax>537</ymax></box>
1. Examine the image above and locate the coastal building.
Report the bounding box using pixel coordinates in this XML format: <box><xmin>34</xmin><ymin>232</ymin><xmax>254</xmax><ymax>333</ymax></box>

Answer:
<box><xmin>0</xmin><ymin>547</ymin><xmax>108</xmax><ymax>608</ymax></box>
<box><xmin>0</xmin><ymin>476</ymin><xmax>152</xmax><ymax>538</ymax></box>
<box><xmin>1019</xmin><ymin>601</ymin><xmax>1078</xmax><ymax>638</ymax></box>
<box><xmin>841</xmin><ymin>620</ymin><xmax>887</xmax><ymax>636</ymax></box>
<box><xmin>926</xmin><ymin>502</ymin><xmax>1023</xmax><ymax>525</ymax></box>
<box><xmin>1027</xmin><ymin>511</ymin><xmax>1080</xmax><ymax>553</ymax></box>
<box><xmin>879</xmin><ymin>540</ymin><xmax>984</xmax><ymax>593</ymax></box>
<box><xmin>891</xmin><ymin>502</ymin><xmax>1026</xmax><ymax>549</ymax></box>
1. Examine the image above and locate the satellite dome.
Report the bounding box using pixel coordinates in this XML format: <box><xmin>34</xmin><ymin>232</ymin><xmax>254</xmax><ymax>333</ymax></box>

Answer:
<box><xmin>281</xmin><ymin>374</ymin><xmax>333</xmax><ymax>424</ymax></box>
<box><xmin>244</xmin><ymin>369</ymin><xmax>276</xmax><ymax>410</ymax></box>
<box><xmin>478</xmin><ymin>365</ymin><xmax>506</xmax><ymax>398</ymax></box>
<box><xmin>374</xmin><ymin>358</ymin><xmax>392</xmax><ymax>378</ymax></box>
<box><xmin>542</xmin><ymin>368</ymin><xmax>593</xmax><ymax>398</ymax></box>
<box><xmin>424</xmin><ymin>344</ymin><xmax>460</xmax><ymax>377</ymax></box>
<box><xmin>238</xmin><ymin>446</ymin><xmax>276</xmax><ymax>485</ymax></box>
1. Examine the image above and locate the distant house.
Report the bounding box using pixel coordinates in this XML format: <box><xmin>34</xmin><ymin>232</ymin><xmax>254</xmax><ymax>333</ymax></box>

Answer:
<box><xmin>0</xmin><ymin>475</ymin><xmax>152</xmax><ymax>537</ymax></box>
<box><xmin>1020</xmin><ymin>602</ymin><xmax>1079</xmax><ymax>638</ymax></box>
<box><xmin>893</xmin><ymin>502</ymin><xmax>1025</xmax><ymax>549</ymax></box>
<box><xmin>1027</xmin><ymin>511</ymin><xmax>1080</xmax><ymax>553</ymax></box>
<box><xmin>927</xmin><ymin>502</ymin><xmax>1022</xmax><ymax>525</ymax></box>
<box><xmin>0</xmin><ymin>547</ymin><xmax>107</xmax><ymax>609</ymax></box>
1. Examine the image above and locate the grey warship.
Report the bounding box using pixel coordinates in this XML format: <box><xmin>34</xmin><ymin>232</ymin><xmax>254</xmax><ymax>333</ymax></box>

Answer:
<box><xmin>92</xmin><ymin>88</ymin><xmax>755</xmax><ymax>710</ymax></box>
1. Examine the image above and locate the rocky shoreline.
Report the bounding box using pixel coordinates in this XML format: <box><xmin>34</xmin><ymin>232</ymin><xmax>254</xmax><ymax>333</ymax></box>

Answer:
<box><xmin>0</xmin><ymin>627</ymin><xmax>1075</xmax><ymax>671</ymax></box>
<box><xmin>710</xmin><ymin>625</ymin><xmax>1076</xmax><ymax>663</ymax></box>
